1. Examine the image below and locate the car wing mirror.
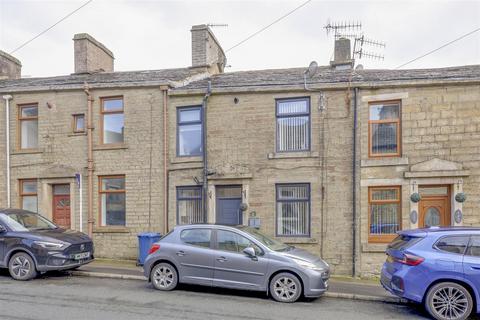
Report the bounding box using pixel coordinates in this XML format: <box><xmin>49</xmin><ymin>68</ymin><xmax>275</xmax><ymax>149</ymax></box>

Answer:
<box><xmin>243</xmin><ymin>247</ymin><xmax>256</xmax><ymax>258</ymax></box>
<box><xmin>0</xmin><ymin>225</ymin><xmax>6</xmax><ymax>233</ymax></box>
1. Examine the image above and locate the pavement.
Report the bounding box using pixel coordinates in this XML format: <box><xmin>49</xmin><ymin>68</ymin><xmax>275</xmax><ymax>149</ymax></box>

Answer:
<box><xmin>0</xmin><ymin>274</ymin><xmax>429</xmax><ymax>320</ymax></box>
<box><xmin>72</xmin><ymin>259</ymin><xmax>406</xmax><ymax>304</ymax></box>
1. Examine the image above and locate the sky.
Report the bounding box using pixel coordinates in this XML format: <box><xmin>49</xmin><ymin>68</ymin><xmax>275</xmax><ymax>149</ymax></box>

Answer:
<box><xmin>0</xmin><ymin>0</ymin><xmax>479</xmax><ymax>77</ymax></box>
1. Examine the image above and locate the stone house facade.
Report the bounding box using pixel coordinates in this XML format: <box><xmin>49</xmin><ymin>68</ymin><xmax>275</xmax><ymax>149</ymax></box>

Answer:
<box><xmin>0</xmin><ymin>25</ymin><xmax>479</xmax><ymax>276</ymax></box>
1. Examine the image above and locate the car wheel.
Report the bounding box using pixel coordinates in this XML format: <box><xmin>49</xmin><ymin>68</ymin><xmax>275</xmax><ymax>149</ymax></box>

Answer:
<box><xmin>425</xmin><ymin>282</ymin><xmax>473</xmax><ymax>320</ymax></box>
<box><xmin>270</xmin><ymin>272</ymin><xmax>302</xmax><ymax>303</ymax></box>
<box><xmin>8</xmin><ymin>252</ymin><xmax>37</xmax><ymax>281</ymax></box>
<box><xmin>151</xmin><ymin>262</ymin><xmax>178</xmax><ymax>291</ymax></box>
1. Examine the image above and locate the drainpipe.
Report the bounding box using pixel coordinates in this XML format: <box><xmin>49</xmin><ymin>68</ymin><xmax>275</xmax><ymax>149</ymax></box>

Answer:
<box><xmin>161</xmin><ymin>85</ymin><xmax>169</xmax><ymax>234</ymax></box>
<box><xmin>2</xmin><ymin>95</ymin><xmax>12</xmax><ymax>208</ymax></box>
<box><xmin>352</xmin><ymin>87</ymin><xmax>359</xmax><ymax>277</ymax></box>
<box><xmin>83</xmin><ymin>83</ymin><xmax>94</xmax><ymax>238</ymax></box>
<box><xmin>202</xmin><ymin>81</ymin><xmax>212</xmax><ymax>221</ymax></box>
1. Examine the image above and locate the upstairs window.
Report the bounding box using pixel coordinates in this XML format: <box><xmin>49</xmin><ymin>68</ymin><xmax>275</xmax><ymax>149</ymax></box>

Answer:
<box><xmin>369</xmin><ymin>101</ymin><xmax>401</xmax><ymax>157</ymax></box>
<box><xmin>276</xmin><ymin>183</ymin><xmax>310</xmax><ymax>237</ymax></box>
<box><xmin>101</xmin><ymin>97</ymin><xmax>124</xmax><ymax>144</ymax></box>
<box><xmin>177</xmin><ymin>106</ymin><xmax>203</xmax><ymax>156</ymax></box>
<box><xmin>276</xmin><ymin>98</ymin><xmax>310</xmax><ymax>152</ymax></box>
<box><xmin>20</xmin><ymin>179</ymin><xmax>38</xmax><ymax>212</ymax></box>
<box><xmin>177</xmin><ymin>186</ymin><xmax>204</xmax><ymax>224</ymax></box>
<box><xmin>18</xmin><ymin>104</ymin><xmax>38</xmax><ymax>149</ymax></box>
<box><xmin>73</xmin><ymin>114</ymin><xmax>85</xmax><ymax>133</ymax></box>
<box><xmin>369</xmin><ymin>186</ymin><xmax>401</xmax><ymax>242</ymax></box>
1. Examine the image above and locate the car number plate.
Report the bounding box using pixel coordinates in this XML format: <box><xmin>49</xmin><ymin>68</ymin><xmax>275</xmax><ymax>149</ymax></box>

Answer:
<box><xmin>74</xmin><ymin>252</ymin><xmax>91</xmax><ymax>260</ymax></box>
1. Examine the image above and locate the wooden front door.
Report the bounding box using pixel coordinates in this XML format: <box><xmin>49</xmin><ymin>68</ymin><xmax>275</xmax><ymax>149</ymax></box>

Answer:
<box><xmin>418</xmin><ymin>185</ymin><xmax>451</xmax><ymax>228</ymax></box>
<box><xmin>52</xmin><ymin>184</ymin><xmax>71</xmax><ymax>229</ymax></box>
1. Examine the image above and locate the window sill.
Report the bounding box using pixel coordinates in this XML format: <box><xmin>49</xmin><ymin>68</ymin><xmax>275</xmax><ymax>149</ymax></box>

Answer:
<box><xmin>11</xmin><ymin>149</ymin><xmax>43</xmax><ymax>155</ymax></box>
<box><xmin>278</xmin><ymin>237</ymin><xmax>318</xmax><ymax>244</ymax></box>
<box><xmin>362</xmin><ymin>243</ymin><xmax>388</xmax><ymax>253</ymax></box>
<box><xmin>361</xmin><ymin>157</ymin><xmax>409</xmax><ymax>167</ymax></box>
<box><xmin>93</xmin><ymin>144</ymin><xmax>128</xmax><ymax>151</ymax></box>
<box><xmin>171</xmin><ymin>156</ymin><xmax>203</xmax><ymax>164</ymax></box>
<box><xmin>68</xmin><ymin>132</ymin><xmax>86</xmax><ymax>137</ymax></box>
<box><xmin>268</xmin><ymin>151</ymin><xmax>319</xmax><ymax>160</ymax></box>
<box><xmin>93</xmin><ymin>227</ymin><xmax>130</xmax><ymax>233</ymax></box>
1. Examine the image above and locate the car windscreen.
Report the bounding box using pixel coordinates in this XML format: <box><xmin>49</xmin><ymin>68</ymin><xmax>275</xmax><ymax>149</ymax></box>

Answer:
<box><xmin>239</xmin><ymin>226</ymin><xmax>290</xmax><ymax>251</ymax></box>
<box><xmin>0</xmin><ymin>212</ymin><xmax>58</xmax><ymax>231</ymax></box>
<box><xmin>388</xmin><ymin>234</ymin><xmax>423</xmax><ymax>250</ymax></box>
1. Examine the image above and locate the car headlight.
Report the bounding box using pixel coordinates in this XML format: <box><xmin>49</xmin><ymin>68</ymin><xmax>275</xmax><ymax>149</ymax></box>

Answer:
<box><xmin>292</xmin><ymin>258</ymin><xmax>325</xmax><ymax>272</ymax></box>
<box><xmin>33</xmin><ymin>241</ymin><xmax>67</xmax><ymax>250</ymax></box>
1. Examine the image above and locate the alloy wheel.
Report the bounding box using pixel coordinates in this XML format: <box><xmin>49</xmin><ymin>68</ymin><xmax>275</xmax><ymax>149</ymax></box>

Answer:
<box><xmin>151</xmin><ymin>263</ymin><xmax>177</xmax><ymax>291</ymax></box>
<box><xmin>431</xmin><ymin>286</ymin><xmax>469</xmax><ymax>320</ymax></box>
<box><xmin>11</xmin><ymin>256</ymin><xmax>31</xmax><ymax>278</ymax></box>
<box><xmin>273</xmin><ymin>277</ymin><xmax>298</xmax><ymax>301</ymax></box>
<box><xmin>426</xmin><ymin>282</ymin><xmax>473</xmax><ymax>320</ymax></box>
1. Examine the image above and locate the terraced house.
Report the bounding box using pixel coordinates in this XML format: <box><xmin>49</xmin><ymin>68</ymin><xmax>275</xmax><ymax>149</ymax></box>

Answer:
<box><xmin>1</xmin><ymin>25</ymin><xmax>479</xmax><ymax>276</ymax></box>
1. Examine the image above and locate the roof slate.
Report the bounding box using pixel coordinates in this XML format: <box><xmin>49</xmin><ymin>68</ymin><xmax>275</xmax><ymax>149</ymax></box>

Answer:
<box><xmin>177</xmin><ymin>65</ymin><xmax>480</xmax><ymax>90</ymax></box>
<box><xmin>1</xmin><ymin>64</ymin><xmax>479</xmax><ymax>93</ymax></box>
<box><xmin>0</xmin><ymin>68</ymin><xmax>202</xmax><ymax>91</ymax></box>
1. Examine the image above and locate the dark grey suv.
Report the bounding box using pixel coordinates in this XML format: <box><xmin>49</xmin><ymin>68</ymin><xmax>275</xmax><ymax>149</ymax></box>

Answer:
<box><xmin>0</xmin><ymin>209</ymin><xmax>94</xmax><ymax>280</ymax></box>
<box><xmin>143</xmin><ymin>224</ymin><xmax>330</xmax><ymax>302</ymax></box>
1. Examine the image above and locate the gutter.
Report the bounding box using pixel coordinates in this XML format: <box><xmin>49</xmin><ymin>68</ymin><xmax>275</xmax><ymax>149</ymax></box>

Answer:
<box><xmin>202</xmin><ymin>81</ymin><xmax>212</xmax><ymax>221</ymax></box>
<box><xmin>2</xmin><ymin>94</ymin><xmax>12</xmax><ymax>207</ymax></box>
<box><xmin>352</xmin><ymin>87</ymin><xmax>359</xmax><ymax>277</ymax></box>
<box><xmin>83</xmin><ymin>83</ymin><xmax>95</xmax><ymax>237</ymax></box>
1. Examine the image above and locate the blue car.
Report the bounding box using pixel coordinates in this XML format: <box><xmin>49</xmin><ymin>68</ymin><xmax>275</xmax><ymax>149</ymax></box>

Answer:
<box><xmin>381</xmin><ymin>227</ymin><xmax>480</xmax><ymax>320</ymax></box>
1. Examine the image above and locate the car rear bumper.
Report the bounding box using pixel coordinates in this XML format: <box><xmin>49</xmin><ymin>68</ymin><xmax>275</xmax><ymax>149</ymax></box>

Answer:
<box><xmin>380</xmin><ymin>264</ymin><xmax>424</xmax><ymax>303</ymax></box>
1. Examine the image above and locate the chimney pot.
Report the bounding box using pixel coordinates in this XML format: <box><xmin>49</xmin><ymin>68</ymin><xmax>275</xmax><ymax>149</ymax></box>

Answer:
<box><xmin>0</xmin><ymin>50</ymin><xmax>21</xmax><ymax>79</ymax></box>
<box><xmin>73</xmin><ymin>33</ymin><xmax>114</xmax><ymax>74</ymax></box>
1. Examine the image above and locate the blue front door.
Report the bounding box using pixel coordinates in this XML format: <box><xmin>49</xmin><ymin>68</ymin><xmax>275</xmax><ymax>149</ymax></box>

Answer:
<box><xmin>216</xmin><ymin>186</ymin><xmax>242</xmax><ymax>225</ymax></box>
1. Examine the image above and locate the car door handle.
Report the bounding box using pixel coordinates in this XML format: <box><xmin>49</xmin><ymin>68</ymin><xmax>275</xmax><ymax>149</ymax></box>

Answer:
<box><xmin>216</xmin><ymin>256</ymin><xmax>228</xmax><ymax>262</ymax></box>
<box><xmin>470</xmin><ymin>266</ymin><xmax>480</xmax><ymax>270</ymax></box>
<box><xmin>176</xmin><ymin>250</ymin><xmax>186</xmax><ymax>256</ymax></box>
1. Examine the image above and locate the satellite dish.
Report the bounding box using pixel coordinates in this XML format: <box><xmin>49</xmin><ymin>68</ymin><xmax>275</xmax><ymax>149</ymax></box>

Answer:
<box><xmin>305</xmin><ymin>61</ymin><xmax>318</xmax><ymax>78</ymax></box>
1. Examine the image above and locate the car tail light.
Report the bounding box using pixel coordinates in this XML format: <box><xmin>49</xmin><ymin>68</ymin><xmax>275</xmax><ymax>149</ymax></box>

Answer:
<box><xmin>396</xmin><ymin>253</ymin><xmax>424</xmax><ymax>266</ymax></box>
<box><xmin>148</xmin><ymin>244</ymin><xmax>160</xmax><ymax>255</ymax></box>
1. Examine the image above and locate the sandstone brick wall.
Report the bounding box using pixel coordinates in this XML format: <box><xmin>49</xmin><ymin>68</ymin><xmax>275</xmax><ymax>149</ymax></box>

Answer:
<box><xmin>168</xmin><ymin>89</ymin><xmax>355</xmax><ymax>275</ymax></box>
<box><xmin>0</xmin><ymin>87</ymin><xmax>166</xmax><ymax>260</ymax></box>
<box><xmin>358</xmin><ymin>84</ymin><xmax>480</xmax><ymax>277</ymax></box>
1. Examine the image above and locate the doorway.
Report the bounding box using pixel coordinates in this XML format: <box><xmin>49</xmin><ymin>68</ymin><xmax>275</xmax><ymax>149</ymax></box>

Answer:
<box><xmin>216</xmin><ymin>185</ymin><xmax>242</xmax><ymax>225</ymax></box>
<box><xmin>52</xmin><ymin>184</ymin><xmax>71</xmax><ymax>229</ymax></box>
<box><xmin>418</xmin><ymin>185</ymin><xmax>451</xmax><ymax>228</ymax></box>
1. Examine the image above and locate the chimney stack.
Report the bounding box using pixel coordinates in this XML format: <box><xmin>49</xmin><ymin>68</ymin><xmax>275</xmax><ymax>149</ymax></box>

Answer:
<box><xmin>330</xmin><ymin>37</ymin><xmax>354</xmax><ymax>70</ymax></box>
<box><xmin>191</xmin><ymin>25</ymin><xmax>226</xmax><ymax>74</ymax></box>
<box><xmin>0</xmin><ymin>50</ymin><xmax>21</xmax><ymax>79</ymax></box>
<box><xmin>73</xmin><ymin>33</ymin><xmax>114</xmax><ymax>74</ymax></box>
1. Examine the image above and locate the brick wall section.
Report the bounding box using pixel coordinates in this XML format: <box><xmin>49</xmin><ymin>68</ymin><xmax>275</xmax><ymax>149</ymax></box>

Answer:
<box><xmin>168</xmin><ymin>89</ymin><xmax>354</xmax><ymax>274</ymax></box>
<box><xmin>0</xmin><ymin>88</ymin><xmax>165</xmax><ymax>259</ymax></box>
<box><xmin>358</xmin><ymin>84</ymin><xmax>480</xmax><ymax>277</ymax></box>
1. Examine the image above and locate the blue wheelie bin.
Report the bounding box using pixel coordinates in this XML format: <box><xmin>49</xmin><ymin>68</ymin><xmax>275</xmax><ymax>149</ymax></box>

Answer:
<box><xmin>137</xmin><ymin>232</ymin><xmax>161</xmax><ymax>266</ymax></box>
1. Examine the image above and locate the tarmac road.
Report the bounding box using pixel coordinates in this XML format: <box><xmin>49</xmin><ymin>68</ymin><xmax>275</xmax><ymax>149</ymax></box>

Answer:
<box><xmin>0</xmin><ymin>270</ymin><xmax>431</xmax><ymax>320</ymax></box>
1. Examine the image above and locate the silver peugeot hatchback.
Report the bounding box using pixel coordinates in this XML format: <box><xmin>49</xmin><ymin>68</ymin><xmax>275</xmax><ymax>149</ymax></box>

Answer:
<box><xmin>143</xmin><ymin>224</ymin><xmax>330</xmax><ymax>302</ymax></box>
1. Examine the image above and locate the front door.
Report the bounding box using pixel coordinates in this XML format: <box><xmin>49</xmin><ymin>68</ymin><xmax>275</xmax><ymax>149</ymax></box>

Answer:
<box><xmin>216</xmin><ymin>186</ymin><xmax>242</xmax><ymax>225</ymax></box>
<box><xmin>52</xmin><ymin>184</ymin><xmax>71</xmax><ymax>229</ymax></box>
<box><xmin>418</xmin><ymin>185</ymin><xmax>451</xmax><ymax>228</ymax></box>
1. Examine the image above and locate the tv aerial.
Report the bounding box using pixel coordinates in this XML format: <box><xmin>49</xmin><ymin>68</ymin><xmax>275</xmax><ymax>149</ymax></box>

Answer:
<box><xmin>324</xmin><ymin>20</ymin><xmax>386</xmax><ymax>62</ymax></box>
